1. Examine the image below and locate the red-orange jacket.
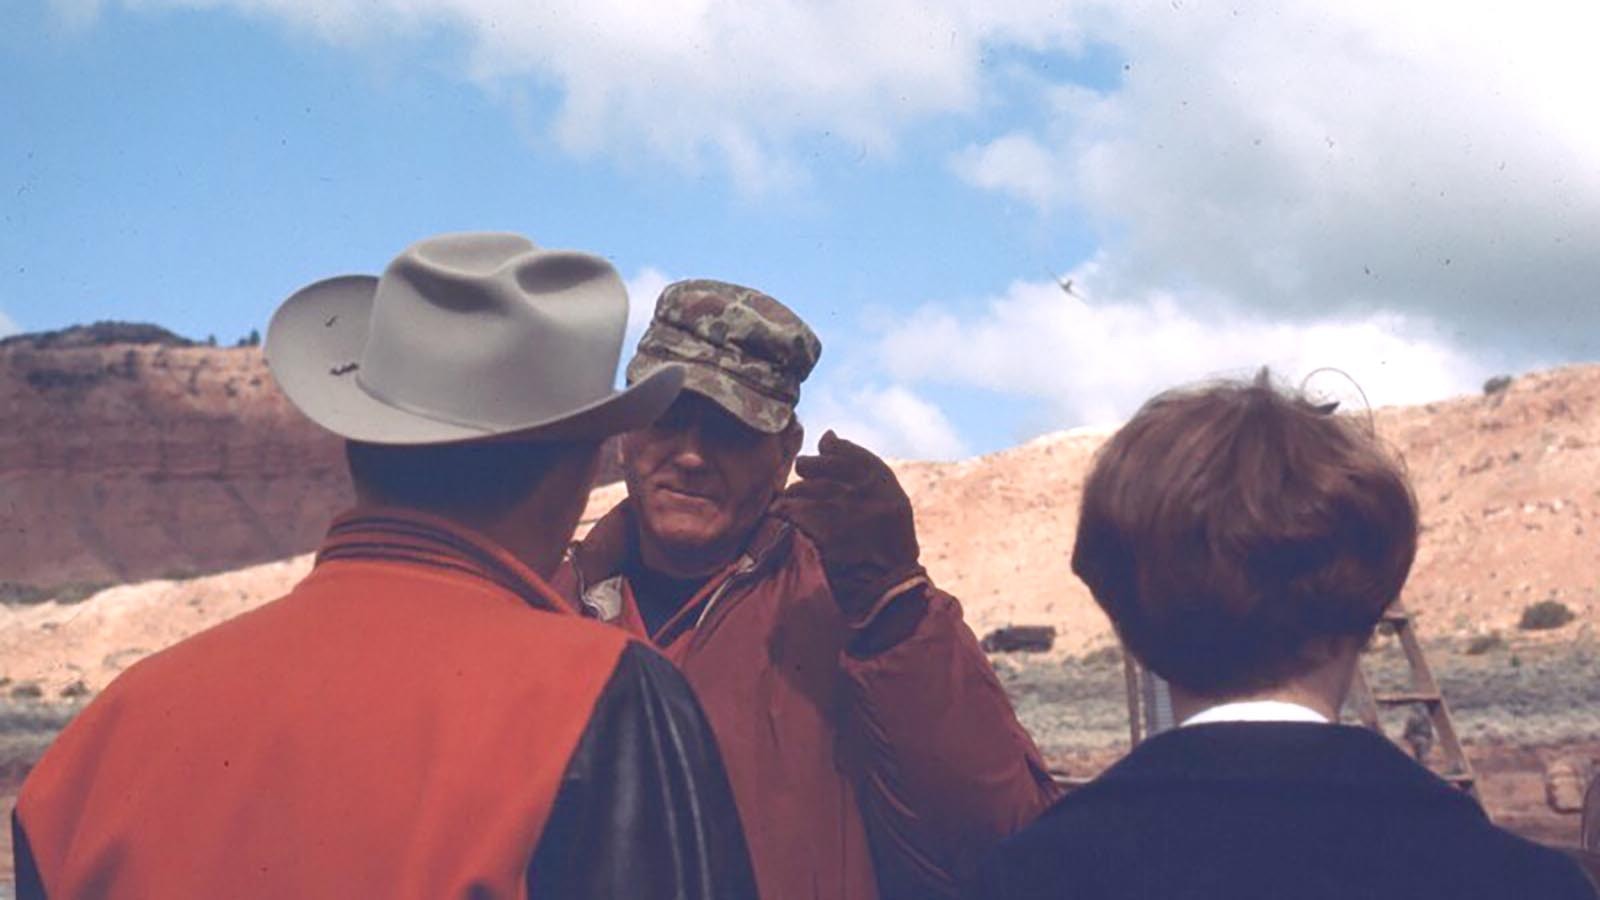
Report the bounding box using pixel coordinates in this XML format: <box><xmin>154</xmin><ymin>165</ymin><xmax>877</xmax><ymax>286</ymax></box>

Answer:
<box><xmin>13</xmin><ymin>509</ymin><xmax>755</xmax><ymax>899</ymax></box>
<box><xmin>555</xmin><ymin>503</ymin><xmax>1062</xmax><ymax>899</ymax></box>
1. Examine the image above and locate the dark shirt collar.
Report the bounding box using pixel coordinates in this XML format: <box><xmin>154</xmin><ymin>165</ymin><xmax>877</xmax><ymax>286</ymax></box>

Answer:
<box><xmin>570</xmin><ymin>500</ymin><xmax>795</xmax><ymax>642</ymax></box>
<box><xmin>621</xmin><ymin>538</ymin><xmax>712</xmax><ymax>636</ymax></box>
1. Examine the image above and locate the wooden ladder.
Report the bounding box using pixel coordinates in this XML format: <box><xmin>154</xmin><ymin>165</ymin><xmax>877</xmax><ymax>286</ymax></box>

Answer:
<box><xmin>1347</xmin><ymin>602</ymin><xmax>1479</xmax><ymax>800</ymax></box>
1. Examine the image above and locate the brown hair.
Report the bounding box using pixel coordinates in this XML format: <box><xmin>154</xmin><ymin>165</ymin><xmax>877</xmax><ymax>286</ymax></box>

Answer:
<box><xmin>1071</xmin><ymin>372</ymin><xmax>1418</xmax><ymax>697</ymax></box>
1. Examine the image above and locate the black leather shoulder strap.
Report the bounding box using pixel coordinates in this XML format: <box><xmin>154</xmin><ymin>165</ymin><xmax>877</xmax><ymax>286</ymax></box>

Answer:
<box><xmin>527</xmin><ymin>641</ymin><xmax>757</xmax><ymax>898</ymax></box>
<box><xmin>12</xmin><ymin>808</ymin><xmax>47</xmax><ymax>900</ymax></box>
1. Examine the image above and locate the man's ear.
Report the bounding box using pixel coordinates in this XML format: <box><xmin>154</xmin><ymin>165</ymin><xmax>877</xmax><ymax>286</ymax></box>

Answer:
<box><xmin>780</xmin><ymin>416</ymin><xmax>806</xmax><ymax>458</ymax></box>
<box><xmin>775</xmin><ymin>417</ymin><xmax>804</xmax><ymax>490</ymax></box>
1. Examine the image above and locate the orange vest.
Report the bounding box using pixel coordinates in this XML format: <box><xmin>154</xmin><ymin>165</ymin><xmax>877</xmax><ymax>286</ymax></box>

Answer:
<box><xmin>17</xmin><ymin>510</ymin><xmax>630</xmax><ymax>899</ymax></box>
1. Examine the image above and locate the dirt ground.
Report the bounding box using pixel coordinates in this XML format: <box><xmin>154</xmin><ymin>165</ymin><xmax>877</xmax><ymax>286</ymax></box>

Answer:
<box><xmin>6</xmin><ymin>632</ymin><xmax>1599</xmax><ymax>890</ymax></box>
<box><xmin>1</xmin><ymin>701</ymin><xmax>76</xmax><ymax>892</ymax></box>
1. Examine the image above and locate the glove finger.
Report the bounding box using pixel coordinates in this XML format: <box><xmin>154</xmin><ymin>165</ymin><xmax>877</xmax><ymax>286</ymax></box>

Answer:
<box><xmin>818</xmin><ymin>430</ymin><xmax>887</xmax><ymax>466</ymax></box>
<box><xmin>817</xmin><ymin>432</ymin><xmax>895</xmax><ymax>485</ymax></box>
<box><xmin>778</xmin><ymin>478</ymin><xmax>848</xmax><ymax>504</ymax></box>
<box><xmin>794</xmin><ymin>453</ymin><xmax>862</xmax><ymax>482</ymax></box>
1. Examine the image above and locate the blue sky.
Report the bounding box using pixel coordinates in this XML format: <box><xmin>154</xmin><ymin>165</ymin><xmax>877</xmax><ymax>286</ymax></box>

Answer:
<box><xmin>5</xmin><ymin>1</ymin><xmax>1597</xmax><ymax>458</ymax></box>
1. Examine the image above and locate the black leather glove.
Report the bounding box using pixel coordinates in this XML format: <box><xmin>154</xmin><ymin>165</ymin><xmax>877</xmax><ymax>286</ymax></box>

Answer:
<box><xmin>772</xmin><ymin>430</ymin><xmax>926</xmax><ymax>623</ymax></box>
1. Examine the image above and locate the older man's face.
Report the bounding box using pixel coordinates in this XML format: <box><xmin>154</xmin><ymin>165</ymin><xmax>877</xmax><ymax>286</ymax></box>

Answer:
<box><xmin>622</xmin><ymin>392</ymin><xmax>798</xmax><ymax>575</ymax></box>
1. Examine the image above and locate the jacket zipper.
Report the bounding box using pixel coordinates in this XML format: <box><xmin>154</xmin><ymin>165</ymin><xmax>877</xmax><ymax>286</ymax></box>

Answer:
<box><xmin>683</xmin><ymin>523</ymin><xmax>794</xmax><ymax>653</ymax></box>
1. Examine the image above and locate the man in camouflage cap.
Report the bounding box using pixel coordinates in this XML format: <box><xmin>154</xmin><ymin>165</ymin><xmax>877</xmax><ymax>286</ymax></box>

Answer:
<box><xmin>556</xmin><ymin>279</ymin><xmax>1060</xmax><ymax>899</ymax></box>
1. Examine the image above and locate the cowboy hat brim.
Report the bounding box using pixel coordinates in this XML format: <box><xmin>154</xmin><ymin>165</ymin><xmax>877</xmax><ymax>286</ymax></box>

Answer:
<box><xmin>266</xmin><ymin>274</ymin><xmax>683</xmax><ymax>445</ymax></box>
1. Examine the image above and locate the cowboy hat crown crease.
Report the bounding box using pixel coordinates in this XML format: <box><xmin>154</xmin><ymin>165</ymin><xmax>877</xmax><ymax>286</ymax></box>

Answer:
<box><xmin>356</xmin><ymin>234</ymin><xmax>627</xmax><ymax>430</ymax></box>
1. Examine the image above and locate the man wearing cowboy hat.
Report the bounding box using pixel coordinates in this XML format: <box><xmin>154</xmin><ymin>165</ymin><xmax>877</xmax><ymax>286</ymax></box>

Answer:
<box><xmin>11</xmin><ymin>233</ymin><xmax>757</xmax><ymax>899</ymax></box>
<box><xmin>556</xmin><ymin>280</ymin><xmax>1060</xmax><ymax>899</ymax></box>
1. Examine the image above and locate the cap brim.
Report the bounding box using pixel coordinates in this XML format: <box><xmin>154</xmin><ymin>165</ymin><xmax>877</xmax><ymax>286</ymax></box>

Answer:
<box><xmin>266</xmin><ymin>275</ymin><xmax>684</xmax><ymax>446</ymax></box>
<box><xmin>629</xmin><ymin>353</ymin><xmax>793</xmax><ymax>434</ymax></box>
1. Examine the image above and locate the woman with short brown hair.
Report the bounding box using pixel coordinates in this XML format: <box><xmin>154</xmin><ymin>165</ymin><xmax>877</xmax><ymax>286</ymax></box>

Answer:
<box><xmin>973</xmin><ymin>372</ymin><xmax>1594</xmax><ymax>899</ymax></box>
<box><xmin>1073</xmin><ymin>370</ymin><xmax>1417</xmax><ymax>710</ymax></box>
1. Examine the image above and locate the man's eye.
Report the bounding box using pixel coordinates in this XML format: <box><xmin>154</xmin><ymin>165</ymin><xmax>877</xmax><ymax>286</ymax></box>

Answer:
<box><xmin>708</xmin><ymin>420</ymin><xmax>758</xmax><ymax>447</ymax></box>
<box><xmin>654</xmin><ymin>411</ymin><xmax>690</xmax><ymax>432</ymax></box>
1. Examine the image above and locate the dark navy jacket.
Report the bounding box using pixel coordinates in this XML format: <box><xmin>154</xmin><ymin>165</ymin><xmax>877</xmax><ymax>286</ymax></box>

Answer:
<box><xmin>974</xmin><ymin>722</ymin><xmax>1596</xmax><ymax>899</ymax></box>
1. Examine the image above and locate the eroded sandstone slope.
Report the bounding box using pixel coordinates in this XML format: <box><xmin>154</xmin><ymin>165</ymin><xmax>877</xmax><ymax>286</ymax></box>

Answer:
<box><xmin>4</xmin><ymin>364</ymin><xmax>1596</xmax><ymax>696</ymax></box>
<box><xmin>1</xmin><ymin>323</ymin><xmax>629</xmax><ymax>593</ymax></box>
<box><xmin>1</xmin><ymin>325</ymin><xmax>347</xmax><ymax>591</ymax></box>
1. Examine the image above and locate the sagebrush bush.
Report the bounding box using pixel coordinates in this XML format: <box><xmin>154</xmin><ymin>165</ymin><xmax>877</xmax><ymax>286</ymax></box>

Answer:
<box><xmin>0</xmin><ymin>582</ymin><xmax>51</xmax><ymax>604</ymax></box>
<box><xmin>1079</xmin><ymin>645</ymin><xmax>1124</xmax><ymax>668</ymax></box>
<box><xmin>1519</xmin><ymin>600</ymin><xmax>1576</xmax><ymax>631</ymax></box>
<box><xmin>54</xmin><ymin>581</ymin><xmax>111</xmax><ymax>603</ymax></box>
<box><xmin>1465</xmin><ymin>632</ymin><xmax>1505</xmax><ymax>655</ymax></box>
<box><xmin>1</xmin><ymin>581</ymin><xmax>113</xmax><ymax>605</ymax></box>
<box><xmin>10</xmin><ymin>681</ymin><xmax>43</xmax><ymax>700</ymax></box>
<box><xmin>1483</xmin><ymin>374</ymin><xmax>1513</xmax><ymax>395</ymax></box>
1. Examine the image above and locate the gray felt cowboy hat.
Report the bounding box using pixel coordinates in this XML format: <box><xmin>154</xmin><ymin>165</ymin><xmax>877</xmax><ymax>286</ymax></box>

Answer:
<box><xmin>266</xmin><ymin>232</ymin><xmax>683</xmax><ymax>445</ymax></box>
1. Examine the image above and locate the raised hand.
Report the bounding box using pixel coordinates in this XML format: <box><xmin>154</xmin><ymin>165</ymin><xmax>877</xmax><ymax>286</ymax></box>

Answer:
<box><xmin>772</xmin><ymin>430</ymin><xmax>925</xmax><ymax>621</ymax></box>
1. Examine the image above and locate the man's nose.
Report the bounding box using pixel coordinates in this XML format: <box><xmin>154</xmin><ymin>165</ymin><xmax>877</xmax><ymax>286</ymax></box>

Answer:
<box><xmin>667</xmin><ymin>423</ymin><xmax>708</xmax><ymax>469</ymax></box>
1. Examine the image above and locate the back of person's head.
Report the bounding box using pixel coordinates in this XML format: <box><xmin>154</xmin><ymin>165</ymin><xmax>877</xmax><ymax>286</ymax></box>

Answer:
<box><xmin>345</xmin><ymin>438</ymin><xmax>593</xmax><ymax>523</ymax></box>
<box><xmin>1072</xmin><ymin>371</ymin><xmax>1418</xmax><ymax>698</ymax></box>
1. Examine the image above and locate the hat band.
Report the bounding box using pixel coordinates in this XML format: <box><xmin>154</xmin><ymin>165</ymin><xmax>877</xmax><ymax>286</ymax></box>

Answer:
<box><xmin>354</xmin><ymin>369</ymin><xmax>501</xmax><ymax>435</ymax></box>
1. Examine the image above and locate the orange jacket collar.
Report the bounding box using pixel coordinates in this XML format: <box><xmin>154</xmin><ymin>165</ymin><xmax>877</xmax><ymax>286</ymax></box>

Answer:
<box><xmin>319</xmin><ymin>506</ymin><xmax>578</xmax><ymax>616</ymax></box>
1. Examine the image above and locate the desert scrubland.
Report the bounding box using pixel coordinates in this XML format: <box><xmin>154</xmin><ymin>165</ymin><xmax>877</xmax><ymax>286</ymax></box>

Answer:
<box><xmin>3</xmin><ymin>338</ymin><xmax>1599</xmax><ymax>883</ymax></box>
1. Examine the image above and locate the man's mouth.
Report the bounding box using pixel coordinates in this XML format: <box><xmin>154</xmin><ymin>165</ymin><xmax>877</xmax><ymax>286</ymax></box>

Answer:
<box><xmin>656</xmin><ymin>484</ymin><xmax>716</xmax><ymax>503</ymax></box>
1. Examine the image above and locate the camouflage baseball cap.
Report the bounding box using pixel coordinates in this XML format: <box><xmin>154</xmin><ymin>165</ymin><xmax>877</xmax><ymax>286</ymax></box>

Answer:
<box><xmin>626</xmin><ymin>279</ymin><xmax>821</xmax><ymax>433</ymax></box>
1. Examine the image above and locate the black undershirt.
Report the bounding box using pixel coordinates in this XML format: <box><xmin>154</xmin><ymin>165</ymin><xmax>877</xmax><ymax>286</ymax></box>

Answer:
<box><xmin>623</xmin><ymin>546</ymin><xmax>714</xmax><ymax>639</ymax></box>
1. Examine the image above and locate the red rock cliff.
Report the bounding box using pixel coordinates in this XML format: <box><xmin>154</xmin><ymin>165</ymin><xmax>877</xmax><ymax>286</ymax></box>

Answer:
<box><xmin>1</xmin><ymin>322</ymin><xmax>629</xmax><ymax>593</ymax></box>
<box><xmin>1</xmin><ymin>325</ymin><xmax>349</xmax><ymax>590</ymax></box>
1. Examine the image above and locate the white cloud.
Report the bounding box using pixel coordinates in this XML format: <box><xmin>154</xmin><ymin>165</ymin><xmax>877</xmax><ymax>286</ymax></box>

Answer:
<box><xmin>875</xmin><ymin>261</ymin><xmax>1505</xmax><ymax>430</ymax></box>
<box><xmin>67</xmin><ymin>0</ymin><xmax>1598</xmax><ymax>450</ymax></box>
<box><xmin>75</xmin><ymin>1</ymin><xmax>1597</xmax><ymax>347</ymax></box>
<box><xmin>949</xmin><ymin>133</ymin><xmax>1065</xmax><ymax>212</ymax></box>
<box><xmin>622</xmin><ymin>265</ymin><xmax>671</xmax><ymax>352</ymax></box>
<box><xmin>803</xmin><ymin>382</ymin><xmax>970</xmax><ymax>461</ymax></box>
<box><xmin>0</xmin><ymin>308</ymin><xmax>19</xmax><ymax>338</ymax></box>
<box><xmin>611</xmin><ymin>265</ymin><xmax>672</xmax><ymax>388</ymax></box>
<box><xmin>954</xmin><ymin>1</ymin><xmax>1600</xmax><ymax>354</ymax></box>
<box><xmin>86</xmin><ymin>0</ymin><xmax>1084</xmax><ymax>194</ymax></box>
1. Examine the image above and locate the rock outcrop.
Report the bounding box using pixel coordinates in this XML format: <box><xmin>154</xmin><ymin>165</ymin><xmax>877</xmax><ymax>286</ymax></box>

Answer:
<box><xmin>4</xmin><ymin>321</ymin><xmax>643</xmax><ymax>589</ymax></box>
<box><xmin>3</xmin><ymin>321</ymin><xmax>633</xmax><ymax>589</ymax></box>
<box><xmin>908</xmin><ymin>365</ymin><xmax>1600</xmax><ymax>646</ymax></box>
<box><xmin>1</xmin><ymin>324</ymin><xmax>349</xmax><ymax>591</ymax></box>
<box><xmin>7</xmin><ymin>362</ymin><xmax>1598</xmax><ymax>696</ymax></box>
<box><xmin>1</xmin><ymin>323</ymin><xmax>629</xmax><ymax>595</ymax></box>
